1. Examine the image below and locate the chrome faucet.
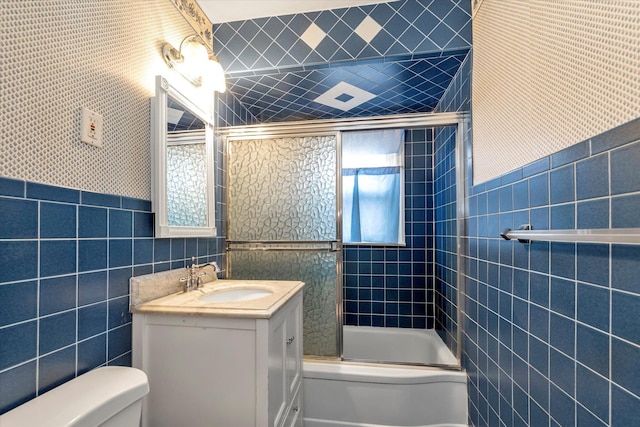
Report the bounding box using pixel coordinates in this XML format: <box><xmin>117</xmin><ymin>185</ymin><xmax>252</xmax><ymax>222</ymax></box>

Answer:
<box><xmin>179</xmin><ymin>257</ymin><xmax>222</xmax><ymax>292</ymax></box>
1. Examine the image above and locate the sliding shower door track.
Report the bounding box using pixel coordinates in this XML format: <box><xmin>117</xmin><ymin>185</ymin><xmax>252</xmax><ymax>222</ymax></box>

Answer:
<box><xmin>227</xmin><ymin>241</ymin><xmax>340</xmax><ymax>251</ymax></box>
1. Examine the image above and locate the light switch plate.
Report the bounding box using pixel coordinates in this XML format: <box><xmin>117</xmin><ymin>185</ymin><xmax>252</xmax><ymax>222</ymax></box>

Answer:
<box><xmin>80</xmin><ymin>107</ymin><xmax>103</xmax><ymax>147</ymax></box>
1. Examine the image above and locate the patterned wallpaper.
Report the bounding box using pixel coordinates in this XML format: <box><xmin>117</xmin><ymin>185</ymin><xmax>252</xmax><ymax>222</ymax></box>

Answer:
<box><xmin>472</xmin><ymin>0</ymin><xmax>640</xmax><ymax>183</ymax></box>
<box><xmin>0</xmin><ymin>1</ymin><xmax>256</xmax><ymax>415</ymax></box>
<box><xmin>0</xmin><ymin>0</ymin><xmax>197</xmax><ymax>199</ymax></box>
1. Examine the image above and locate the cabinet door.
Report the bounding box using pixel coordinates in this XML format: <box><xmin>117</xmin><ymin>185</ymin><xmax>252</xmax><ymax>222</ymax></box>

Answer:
<box><xmin>284</xmin><ymin>385</ymin><xmax>302</xmax><ymax>427</ymax></box>
<box><xmin>285</xmin><ymin>297</ymin><xmax>302</xmax><ymax>396</ymax></box>
<box><xmin>268</xmin><ymin>294</ymin><xmax>304</xmax><ymax>427</ymax></box>
<box><xmin>268</xmin><ymin>311</ymin><xmax>287</xmax><ymax>427</ymax></box>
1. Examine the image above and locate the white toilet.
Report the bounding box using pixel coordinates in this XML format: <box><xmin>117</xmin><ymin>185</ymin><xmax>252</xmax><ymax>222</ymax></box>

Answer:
<box><xmin>0</xmin><ymin>366</ymin><xmax>149</xmax><ymax>427</ymax></box>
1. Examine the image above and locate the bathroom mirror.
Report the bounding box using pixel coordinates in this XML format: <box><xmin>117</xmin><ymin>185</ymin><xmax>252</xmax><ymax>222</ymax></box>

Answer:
<box><xmin>151</xmin><ymin>75</ymin><xmax>216</xmax><ymax>237</ymax></box>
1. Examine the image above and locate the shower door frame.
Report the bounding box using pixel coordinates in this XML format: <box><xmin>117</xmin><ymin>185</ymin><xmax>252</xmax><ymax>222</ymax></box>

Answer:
<box><xmin>224</xmin><ymin>132</ymin><xmax>343</xmax><ymax>358</ymax></box>
<box><xmin>220</xmin><ymin>111</ymin><xmax>470</xmax><ymax>365</ymax></box>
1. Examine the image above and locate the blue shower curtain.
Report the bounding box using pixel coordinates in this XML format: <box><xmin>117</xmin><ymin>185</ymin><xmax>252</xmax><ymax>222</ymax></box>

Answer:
<box><xmin>342</xmin><ymin>129</ymin><xmax>405</xmax><ymax>245</ymax></box>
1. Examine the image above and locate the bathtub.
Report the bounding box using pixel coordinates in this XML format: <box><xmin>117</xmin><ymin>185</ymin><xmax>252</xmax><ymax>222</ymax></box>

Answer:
<box><xmin>342</xmin><ymin>326</ymin><xmax>458</xmax><ymax>366</ymax></box>
<box><xmin>303</xmin><ymin>327</ymin><xmax>468</xmax><ymax>427</ymax></box>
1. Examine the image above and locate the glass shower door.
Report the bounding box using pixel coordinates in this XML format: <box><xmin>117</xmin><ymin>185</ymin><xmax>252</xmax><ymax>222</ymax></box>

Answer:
<box><xmin>226</xmin><ymin>135</ymin><xmax>340</xmax><ymax>357</ymax></box>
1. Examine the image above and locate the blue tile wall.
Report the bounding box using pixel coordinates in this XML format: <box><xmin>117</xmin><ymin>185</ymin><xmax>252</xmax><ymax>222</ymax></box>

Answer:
<box><xmin>434</xmin><ymin>125</ymin><xmax>459</xmax><ymax>353</ymax></box>
<box><xmin>343</xmin><ymin>128</ymin><xmax>435</xmax><ymax>329</ymax></box>
<box><xmin>462</xmin><ymin>116</ymin><xmax>640</xmax><ymax>426</ymax></box>
<box><xmin>435</xmin><ymin>50</ymin><xmax>471</xmax><ymax>113</ymax></box>
<box><xmin>0</xmin><ymin>94</ymin><xmax>246</xmax><ymax>414</ymax></box>
<box><xmin>0</xmin><ymin>177</ymin><xmax>227</xmax><ymax>414</ymax></box>
<box><xmin>215</xmin><ymin>89</ymin><xmax>259</xmax><ymax>128</ymax></box>
<box><xmin>431</xmin><ymin>51</ymin><xmax>470</xmax><ymax>354</ymax></box>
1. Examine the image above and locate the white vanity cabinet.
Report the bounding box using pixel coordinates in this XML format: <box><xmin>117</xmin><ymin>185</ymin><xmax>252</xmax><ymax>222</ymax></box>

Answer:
<box><xmin>132</xmin><ymin>288</ymin><xmax>303</xmax><ymax>427</ymax></box>
<box><xmin>268</xmin><ymin>296</ymin><xmax>303</xmax><ymax>427</ymax></box>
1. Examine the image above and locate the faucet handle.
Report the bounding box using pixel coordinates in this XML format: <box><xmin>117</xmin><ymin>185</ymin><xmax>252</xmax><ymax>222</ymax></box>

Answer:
<box><xmin>179</xmin><ymin>276</ymin><xmax>191</xmax><ymax>292</ymax></box>
<box><xmin>211</xmin><ymin>262</ymin><xmax>222</xmax><ymax>273</ymax></box>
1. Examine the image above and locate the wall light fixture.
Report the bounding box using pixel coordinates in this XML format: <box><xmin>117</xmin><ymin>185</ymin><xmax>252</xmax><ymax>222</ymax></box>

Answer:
<box><xmin>162</xmin><ymin>35</ymin><xmax>226</xmax><ymax>93</ymax></box>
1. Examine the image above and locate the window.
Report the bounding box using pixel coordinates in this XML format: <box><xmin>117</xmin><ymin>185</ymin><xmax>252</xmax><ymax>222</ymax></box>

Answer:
<box><xmin>342</xmin><ymin>129</ymin><xmax>405</xmax><ymax>245</ymax></box>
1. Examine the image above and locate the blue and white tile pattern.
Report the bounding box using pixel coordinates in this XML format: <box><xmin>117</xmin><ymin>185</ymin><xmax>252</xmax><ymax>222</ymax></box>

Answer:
<box><xmin>215</xmin><ymin>0</ymin><xmax>471</xmax><ymax>73</ymax></box>
<box><xmin>226</xmin><ymin>52</ymin><xmax>468</xmax><ymax>122</ymax></box>
<box><xmin>213</xmin><ymin>0</ymin><xmax>471</xmax><ymax>122</ymax></box>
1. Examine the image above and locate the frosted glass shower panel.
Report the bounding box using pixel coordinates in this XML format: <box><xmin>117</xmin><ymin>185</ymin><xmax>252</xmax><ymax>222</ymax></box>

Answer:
<box><xmin>166</xmin><ymin>135</ymin><xmax>207</xmax><ymax>227</ymax></box>
<box><xmin>229</xmin><ymin>250</ymin><xmax>338</xmax><ymax>357</ymax></box>
<box><xmin>228</xmin><ymin>136</ymin><xmax>337</xmax><ymax>241</ymax></box>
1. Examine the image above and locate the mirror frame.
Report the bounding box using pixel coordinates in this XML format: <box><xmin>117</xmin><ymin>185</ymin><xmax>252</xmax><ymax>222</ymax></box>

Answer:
<box><xmin>151</xmin><ymin>75</ymin><xmax>217</xmax><ymax>238</ymax></box>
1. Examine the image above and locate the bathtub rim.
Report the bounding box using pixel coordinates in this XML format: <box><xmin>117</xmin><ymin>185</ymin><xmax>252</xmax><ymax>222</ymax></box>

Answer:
<box><xmin>303</xmin><ymin>357</ymin><xmax>466</xmax><ymax>385</ymax></box>
<box><xmin>341</xmin><ymin>326</ymin><xmax>461</xmax><ymax>368</ymax></box>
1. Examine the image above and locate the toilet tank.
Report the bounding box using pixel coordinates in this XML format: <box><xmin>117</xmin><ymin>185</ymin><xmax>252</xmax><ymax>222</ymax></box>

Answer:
<box><xmin>0</xmin><ymin>366</ymin><xmax>149</xmax><ymax>427</ymax></box>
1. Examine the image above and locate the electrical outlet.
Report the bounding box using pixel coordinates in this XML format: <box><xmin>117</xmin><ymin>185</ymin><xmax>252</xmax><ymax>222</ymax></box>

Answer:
<box><xmin>80</xmin><ymin>107</ymin><xmax>103</xmax><ymax>147</ymax></box>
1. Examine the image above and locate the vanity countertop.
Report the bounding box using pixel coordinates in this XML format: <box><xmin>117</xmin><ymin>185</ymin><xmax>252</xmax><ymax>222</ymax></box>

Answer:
<box><xmin>130</xmin><ymin>279</ymin><xmax>304</xmax><ymax>319</ymax></box>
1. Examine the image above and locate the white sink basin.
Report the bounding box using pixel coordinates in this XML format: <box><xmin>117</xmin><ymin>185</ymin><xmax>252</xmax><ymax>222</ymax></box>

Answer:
<box><xmin>199</xmin><ymin>288</ymin><xmax>274</xmax><ymax>303</ymax></box>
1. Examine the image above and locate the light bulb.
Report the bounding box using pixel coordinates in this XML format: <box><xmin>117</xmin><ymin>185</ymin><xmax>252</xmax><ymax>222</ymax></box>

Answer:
<box><xmin>181</xmin><ymin>38</ymin><xmax>209</xmax><ymax>68</ymax></box>
<box><xmin>206</xmin><ymin>58</ymin><xmax>226</xmax><ymax>93</ymax></box>
<box><xmin>165</xmin><ymin>36</ymin><xmax>226</xmax><ymax>92</ymax></box>
<box><xmin>174</xmin><ymin>38</ymin><xmax>206</xmax><ymax>86</ymax></box>
<box><xmin>200</xmin><ymin>55</ymin><xmax>226</xmax><ymax>93</ymax></box>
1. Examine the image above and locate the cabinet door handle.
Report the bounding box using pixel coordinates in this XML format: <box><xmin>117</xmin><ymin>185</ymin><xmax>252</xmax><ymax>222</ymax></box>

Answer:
<box><xmin>292</xmin><ymin>406</ymin><xmax>299</xmax><ymax>412</ymax></box>
<box><xmin>286</xmin><ymin>336</ymin><xmax>295</xmax><ymax>345</ymax></box>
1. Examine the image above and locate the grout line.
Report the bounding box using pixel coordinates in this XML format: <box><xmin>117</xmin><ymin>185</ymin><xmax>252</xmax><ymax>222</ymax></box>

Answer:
<box><xmin>35</xmin><ymin>200</ymin><xmax>41</xmax><ymax>397</ymax></box>
<box><xmin>609</xmin><ymin>236</ymin><xmax>613</xmax><ymax>425</ymax></box>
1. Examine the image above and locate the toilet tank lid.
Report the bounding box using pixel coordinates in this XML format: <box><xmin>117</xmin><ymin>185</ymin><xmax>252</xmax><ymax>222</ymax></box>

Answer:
<box><xmin>0</xmin><ymin>366</ymin><xmax>149</xmax><ymax>427</ymax></box>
